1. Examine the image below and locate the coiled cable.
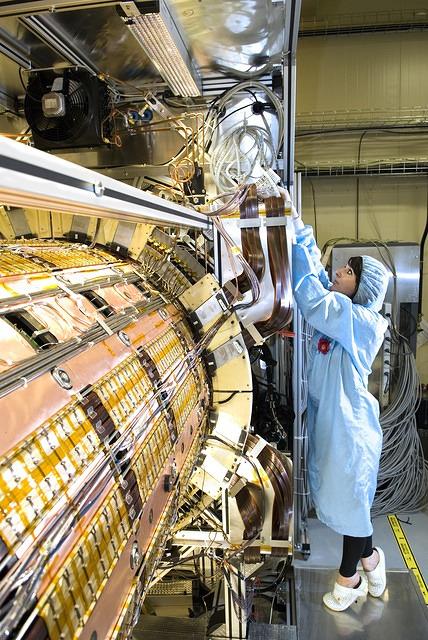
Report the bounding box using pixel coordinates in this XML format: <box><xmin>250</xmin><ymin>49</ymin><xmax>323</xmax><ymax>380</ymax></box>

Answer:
<box><xmin>205</xmin><ymin>81</ymin><xmax>284</xmax><ymax>193</ymax></box>
<box><xmin>373</xmin><ymin>334</ymin><xmax>428</xmax><ymax>515</ymax></box>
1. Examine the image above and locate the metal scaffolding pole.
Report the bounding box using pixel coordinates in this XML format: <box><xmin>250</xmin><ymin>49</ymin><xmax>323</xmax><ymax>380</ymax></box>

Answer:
<box><xmin>292</xmin><ymin>173</ymin><xmax>310</xmax><ymax>556</ymax></box>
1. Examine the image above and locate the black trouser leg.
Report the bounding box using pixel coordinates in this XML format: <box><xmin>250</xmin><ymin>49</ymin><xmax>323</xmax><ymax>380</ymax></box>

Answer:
<box><xmin>339</xmin><ymin>535</ymin><xmax>373</xmax><ymax>578</ymax></box>
<box><xmin>361</xmin><ymin>535</ymin><xmax>373</xmax><ymax>559</ymax></box>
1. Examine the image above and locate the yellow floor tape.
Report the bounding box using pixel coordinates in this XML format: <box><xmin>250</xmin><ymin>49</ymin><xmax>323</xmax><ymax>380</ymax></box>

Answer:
<box><xmin>388</xmin><ymin>514</ymin><xmax>428</xmax><ymax>605</ymax></box>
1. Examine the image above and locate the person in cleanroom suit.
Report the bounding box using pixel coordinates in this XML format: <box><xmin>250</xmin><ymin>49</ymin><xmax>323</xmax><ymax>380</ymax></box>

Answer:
<box><xmin>287</xmin><ymin>192</ymin><xmax>389</xmax><ymax>612</ymax></box>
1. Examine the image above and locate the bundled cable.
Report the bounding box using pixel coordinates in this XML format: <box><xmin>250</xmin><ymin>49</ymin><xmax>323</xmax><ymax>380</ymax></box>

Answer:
<box><xmin>255</xmin><ymin>195</ymin><xmax>293</xmax><ymax>337</ymax></box>
<box><xmin>244</xmin><ymin>434</ymin><xmax>293</xmax><ymax>540</ymax></box>
<box><xmin>210</xmin><ymin>125</ymin><xmax>276</xmax><ymax>192</ymax></box>
<box><xmin>205</xmin><ymin>81</ymin><xmax>284</xmax><ymax>193</ymax></box>
<box><xmin>237</xmin><ymin>184</ymin><xmax>265</xmax><ymax>294</ymax></box>
<box><xmin>212</xmin><ymin>215</ymin><xmax>261</xmax><ymax>309</ymax></box>
<box><xmin>373</xmin><ymin>334</ymin><xmax>428</xmax><ymax>515</ymax></box>
<box><xmin>235</xmin><ymin>483</ymin><xmax>263</xmax><ymax>540</ymax></box>
<box><xmin>295</xmin><ymin>318</ymin><xmax>314</xmax><ymax>520</ymax></box>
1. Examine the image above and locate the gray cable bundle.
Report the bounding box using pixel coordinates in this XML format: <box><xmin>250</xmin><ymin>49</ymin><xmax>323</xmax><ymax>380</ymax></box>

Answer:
<box><xmin>372</xmin><ymin>336</ymin><xmax>428</xmax><ymax>516</ymax></box>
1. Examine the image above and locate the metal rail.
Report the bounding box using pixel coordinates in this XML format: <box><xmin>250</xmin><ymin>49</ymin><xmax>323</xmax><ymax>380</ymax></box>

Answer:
<box><xmin>298</xmin><ymin>161</ymin><xmax>428</xmax><ymax>177</ymax></box>
<box><xmin>291</xmin><ymin>173</ymin><xmax>309</xmax><ymax>556</ymax></box>
<box><xmin>0</xmin><ymin>137</ymin><xmax>211</xmax><ymax>229</ymax></box>
<box><xmin>0</xmin><ymin>295</ymin><xmax>165</xmax><ymax>398</ymax></box>
<box><xmin>0</xmin><ymin>272</ymin><xmax>141</xmax><ymax>311</ymax></box>
<box><xmin>0</xmin><ymin>1</ymin><xmax>118</xmax><ymax>17</ymax></box>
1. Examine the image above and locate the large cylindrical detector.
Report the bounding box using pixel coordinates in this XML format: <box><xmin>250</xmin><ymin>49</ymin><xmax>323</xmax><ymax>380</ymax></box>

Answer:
<box><xmin>0</xmin><ymin>239</ymin><xmax>210</xmax><ymax>640</ymax></box>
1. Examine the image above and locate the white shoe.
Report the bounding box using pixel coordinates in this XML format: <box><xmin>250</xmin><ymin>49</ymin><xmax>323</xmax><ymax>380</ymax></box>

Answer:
<box><xmin>364</xmin><ymin>547</ymin><xmax>386</xmax><ymax>597</ymax></box>
<box><xmin>323</xmin><ymin>575</ymin><xmax>368</xmax><ymax>612</ymax></box>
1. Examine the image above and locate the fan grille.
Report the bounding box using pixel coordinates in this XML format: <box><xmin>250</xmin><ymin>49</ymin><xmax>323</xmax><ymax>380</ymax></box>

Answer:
<box><xmin>24</xmin><ymin>70</ymin><xmax>110</xmax><ymax>148</ymax></box>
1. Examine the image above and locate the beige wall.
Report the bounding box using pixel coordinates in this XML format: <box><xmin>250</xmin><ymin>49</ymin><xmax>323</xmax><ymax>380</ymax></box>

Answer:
<box><xmin>296</xmin><ymin>26</ymin><xmax>428</xmax><ymax>379</ymax></box>
<box><xmin>300</xmin><ymin>0</ymin><xmax>428</xmax><ymax>24</ymax></box>
<box><xmin>300</xmin><ymin>175</ymin><xmax>428</xmax><ymax>380</ymax></box>
<box><xmin>301</xmin><ymin>177</ymin><xmax>427</xmax><ymax>246</ymax></box>
<box><xmin>297</xmin><ymin>31</ymin><xmax>428</xmax><ymax>128</ymax></box>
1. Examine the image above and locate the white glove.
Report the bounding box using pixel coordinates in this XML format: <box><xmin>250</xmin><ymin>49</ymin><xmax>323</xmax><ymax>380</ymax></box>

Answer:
<box><xmin>255</xmin><ymin>168</ymin><xmax>281</xmax><ymax>199</ymax></box>
<box><xmin>278</xmin><ymin>187</ymin><xmax>304</xmax><ymax>230</ymax></box>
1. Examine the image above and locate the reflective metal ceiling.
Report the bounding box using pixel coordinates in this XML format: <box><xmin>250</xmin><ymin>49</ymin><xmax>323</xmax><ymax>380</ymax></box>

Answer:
<box><xmin>0</xmin><ymin>0</ymin><xmax>287</xmax><ymax>107</ymax></box>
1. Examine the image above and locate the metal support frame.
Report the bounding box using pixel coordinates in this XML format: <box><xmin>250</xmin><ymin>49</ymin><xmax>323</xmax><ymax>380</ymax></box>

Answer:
<box><xmin>0</xmin><ymin>25</ymin><xmax>26</xmax><ymax>112</ymax></box>
<box><xmin>0</xmin><ymin>136</ymin><xmax>211</xmax><ymax>229</ymax></box>
<box><xmin>172</xmin><ymin>490</ymin><xmax>265</xmax><ymax>640</ymax></box>
<box><xmin>283</xmin><ymin>0</ymin><xmax>301</xmax><ymax>191</ymax></box>
<box><xmin>19</xmin><ymin>15</ymin><xmax>101</xmax><ymax>72</ymax></box>
<box><xmin>279</xmin><ymin>0</ymin><xmax>306</xmax><ymax>554</ymax></box>
<box><xmin>224</xmin><ymin>559</ymin><xmax>247</xmax><ymax>640</ymax></box>
<box><xmin>292</xmin><ymin>174</ymin><xmax>309</xmax><ymax>556</ymax></box>
<box><xmin>0</xmin><ymin>87</ymin><xmax>17</xmax><ymax>114</ymax></box>
<box><xmin>0</xmin><ymin>25</ymin><xmax>31</xmax><ymax>67</ymax></box>
<box><xmin>298</xmin><ymin>161</ymin><xmax>428</xmax><ymax>177</ymax></box>
<box><xmin>0</xmin><ymin>1</ymin><xmax>118</xmax><ymax>17</ymax></box>
<box><xmin>202</xmin><ymin>73</ymin><xmax>274</xmax><ymax>98</ymax></box>
<box><xmin>292</xmin><ymin>309</ymin><xmax>307</xmax><ymax>554</ymax></box>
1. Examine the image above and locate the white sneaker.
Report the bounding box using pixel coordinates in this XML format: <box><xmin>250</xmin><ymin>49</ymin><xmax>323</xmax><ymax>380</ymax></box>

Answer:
<box><xmin>364</xmin><ymin>547</ymin><xmax>386</xmax><ymax>597</ymax></box>
<box><xmin>323</xmin><ymin>575</ymin><xmax>368</xmax><ymax>612</ymax></box>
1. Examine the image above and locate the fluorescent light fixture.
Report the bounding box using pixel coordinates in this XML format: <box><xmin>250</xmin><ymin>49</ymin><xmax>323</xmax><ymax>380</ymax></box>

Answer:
<box><xmin>120</xmin><ymin>1</ymin><xmax>202</xmax><ymax>97</ymax></box>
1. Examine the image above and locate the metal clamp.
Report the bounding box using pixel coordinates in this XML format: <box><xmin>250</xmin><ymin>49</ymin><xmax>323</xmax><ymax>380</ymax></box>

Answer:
<box><xmin>93</xmin><ymin>181</ymin><xmax>105</xmax><ymax>197</ymax></box>
<box><xmin>264</xmin><ymin>216</ymin><xmax>287</xmax><ymax>227</ymax></box>
<box><xmin>52</xmin><ymin>367</ymin><xmax>72</xmax><ymax>390</ymax></box>
<box><xmin>238</xmin><ymin>219</ymin><xmax>261</xmax><ymax>229</ymax></box>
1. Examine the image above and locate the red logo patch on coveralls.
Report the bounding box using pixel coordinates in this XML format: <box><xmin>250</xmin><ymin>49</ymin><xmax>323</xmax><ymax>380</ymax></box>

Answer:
<box><xmin>317</xmin><ymin>338</ymin><xmax>331</xmax><ymax>354</ymax></box>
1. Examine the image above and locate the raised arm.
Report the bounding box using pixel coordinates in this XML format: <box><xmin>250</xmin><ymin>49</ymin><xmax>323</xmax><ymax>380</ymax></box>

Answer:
<box><xmin>280</xmin><ymin>188</ymin><xmax>331</xmax><ymax>290</ymax></box>
<box><xmin>294</xmin><ymin>225</ymin><xmax>331</xmax><ymax>290</ymax></box>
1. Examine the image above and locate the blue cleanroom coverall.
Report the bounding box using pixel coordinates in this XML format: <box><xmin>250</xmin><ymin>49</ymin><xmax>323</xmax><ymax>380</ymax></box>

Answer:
<box><xmin>292</xmin><ymin>225</ymin><xmax>389</xmax><ymax>537</ymax></box>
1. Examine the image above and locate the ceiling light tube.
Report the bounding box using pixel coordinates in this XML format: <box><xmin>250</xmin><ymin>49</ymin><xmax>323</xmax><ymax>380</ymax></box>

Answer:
<box><xmin>120</xmin><ymin>1</ymin><xmax>201</xmax><ymax>97</ymax></box>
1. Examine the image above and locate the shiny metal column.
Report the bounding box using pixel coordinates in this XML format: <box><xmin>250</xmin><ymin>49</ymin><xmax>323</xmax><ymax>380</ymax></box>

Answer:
<box><xmin>292</xmin><ymin>173</ymin><xmax>310</xmax><ymax>556</ymax></box>
<box><xmin>281</xmin><ymin>0</ymin><xmax>306</xmax><ymax>558</ymax></box>
<box><xmin>292</xmin><ymin>306</ymin><xmax>308</xmax><ymax>555</ymax></box>
<box><xmin>283</xmin><ymin>0</ymin><xmax>301</xmax><ymax>191</ymax></box>
<box><xmin>223</xmin><ymin>560</ymin><xmax>246</xmax><ymax>640</ymax></box>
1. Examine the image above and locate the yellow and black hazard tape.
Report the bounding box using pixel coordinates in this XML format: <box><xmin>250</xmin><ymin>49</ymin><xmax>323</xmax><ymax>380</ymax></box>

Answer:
<box><xmin>388</xmin><ymin>514</ymin><xmax>428</xmax><ymax>605</ymax></box>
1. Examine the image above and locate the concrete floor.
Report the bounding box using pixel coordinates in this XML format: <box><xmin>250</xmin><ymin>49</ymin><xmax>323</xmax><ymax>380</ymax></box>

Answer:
<box><xmin>294</xmin><ymin>506</ymin><xmax>428</xmax><ymax>584</ymax></box>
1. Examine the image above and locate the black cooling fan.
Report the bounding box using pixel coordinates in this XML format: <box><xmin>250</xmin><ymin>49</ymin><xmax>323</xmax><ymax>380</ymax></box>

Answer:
<box><xmin>24</xmin><ymin>68</ymin><xmax>113</xmax><ymax>151</ymax></box>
